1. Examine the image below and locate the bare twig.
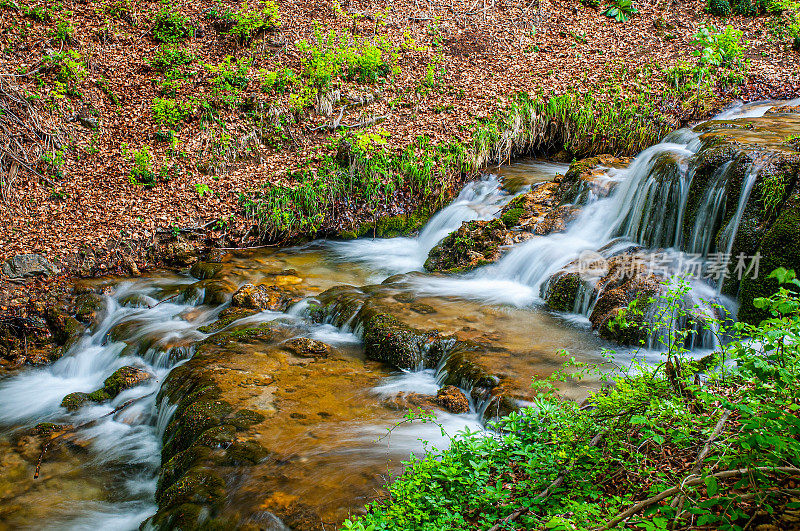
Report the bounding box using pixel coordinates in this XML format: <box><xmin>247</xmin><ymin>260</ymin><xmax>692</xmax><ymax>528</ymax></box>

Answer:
<box><xmin>600</xmin><ymin>467</ymin><xmax>800</xmax><ymax>530</ymax></box>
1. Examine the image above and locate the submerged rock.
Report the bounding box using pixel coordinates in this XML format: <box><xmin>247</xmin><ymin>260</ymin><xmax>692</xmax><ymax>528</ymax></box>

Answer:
<box><xmin>282</xmin><ymin>337</ymin><xmax>330</xmax><ymax>358</ymax></box>
<box><xmin>231</xmin><ymin>283</ymin><xmax>300</xmax><ymax>312</ymax></box>
<box><xmin>2</xmin><ymin>254</ymin><xmax>60</xmax><ymax>278</ymax></box>
<box><xmin>189</xmin><ymin>261</ymin><xmax>223</xmax><ymax>280</ymax></box>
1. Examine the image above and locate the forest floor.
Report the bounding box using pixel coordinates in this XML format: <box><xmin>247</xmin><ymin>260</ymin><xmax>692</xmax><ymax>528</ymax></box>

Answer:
<box><xmin>0</xmin><ymin>0</ymin><xmax>799</xmax><ymax>267</ymax></box>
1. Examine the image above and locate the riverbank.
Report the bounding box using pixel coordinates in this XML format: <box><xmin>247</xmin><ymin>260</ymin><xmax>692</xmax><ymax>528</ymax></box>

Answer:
<box><xmin>1</xmin><ymin>0</ymin><xmax>799</xmax><ymax>268</ymax></box>
<box><xmin>343</xmin><ymin>271</ymin><xmax>800</xmax><ymax>530</ymax></box>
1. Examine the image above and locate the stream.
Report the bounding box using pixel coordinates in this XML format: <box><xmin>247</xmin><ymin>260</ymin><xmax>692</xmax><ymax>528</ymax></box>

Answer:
<box><xmin>0</xmin><ymin>99</ymin><xmax>798</xmax><ymax>529</ymax></box>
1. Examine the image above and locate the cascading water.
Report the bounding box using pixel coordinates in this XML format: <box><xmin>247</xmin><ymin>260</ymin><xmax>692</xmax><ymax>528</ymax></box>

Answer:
<box><xmin>2</xmin><ymin>102</ymin><xmax>797</xmax><ymax>528</ymax></box>
<box><xmin>0</xmin><ymin>277</ymin><xmax>216</xmax><ymax>529</ymax></box>
<box><xmin>328</xmin><ymin>174</ymin><xmax>515</xmax><ymax>276</ymax></box>
<box><xmin>404</xmin><ymin>101</ymin><xmax>797</xmax><ymax>350</ymax></box>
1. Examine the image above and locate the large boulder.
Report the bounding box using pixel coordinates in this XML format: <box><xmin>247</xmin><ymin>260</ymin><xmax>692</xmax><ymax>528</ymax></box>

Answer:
<box><xmin>2</xmin><ymin>254</ymin><xmax>60</xmax><ymax>278</ymax></box>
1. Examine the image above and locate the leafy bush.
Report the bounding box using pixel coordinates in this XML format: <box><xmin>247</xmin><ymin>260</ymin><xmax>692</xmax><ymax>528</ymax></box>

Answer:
<box><xmin>150</xmin><ymin>44</ymin><xmax>194</xmax><ymax>71</ymax></box>
<box><xmin>297</xmin><ymin>26</ymin><xmax>396</xmax><ymax>87</ymax></box>
<box><xmin>207</xmin><ymin>56</ymin><xmax>251</xmax><ymax>105</ymax></box>
<box><xmin>151</xmin><ymin>97</ymin><xmax>191</xmax><ymax>127</ymax></box>
<box><xmin>343</xmin><ymin>271</ymin><xmax>800</xmax><ymax>530</ymax></box>
<box><xmin>692</xmin><ymin>24</ymin><xmax>745</xmax><ymax>67</ymax></box>
<box><xmin>152</xmin><ymin>7</ymin><xmax>193</xmax><ymax>43</ymax></box>
<box><xmin>227</xmin><ymin>0</ymin><xmax>279</xmax><ymax>43</ymax></box>
<box><xmin>707</xmin><ymin>0</ymin><xmax>733</xmax><ymax>15</ymax></box>
<box><xmin>603</xmin><ymin>0</ymin><xmax>638</xmax><ymax>22</ymax></box>
<box><xmin>129</xmin><ymin>146</ymin><xmax>156</xmax><ymax>187</ymax></box>
<box><xmin>51</xmin><ymin>19</ymin><xmax>76</xmax><ymax>44</ymax></box>
<box><xmin>260</xmin><ymin>67</ymin><xmax>296</xmax><ymax>93</ymax></box>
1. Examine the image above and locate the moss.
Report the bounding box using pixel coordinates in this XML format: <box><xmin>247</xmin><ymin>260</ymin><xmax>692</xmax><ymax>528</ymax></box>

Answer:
<box><xmin>342</xmin><ymin>209</ymin><xmax>432</xmax><ymax>240</ymax></box>
<box><xmin>190</xmin><ymin>261</ymin><xmax>223</xmax><ymax>280</ymax></box>
<box><xmin>163</xmin><ymin>400</ymin><xmax>234</xmax><ymax>460</ymax></box>
<box><xmin>738</xmin><ymin>201</ymin><xmax>800</xmax><ymax>324</ymax></box>
<box><xmin>87</xmin><ymin>388</ymin><xmax>113</xmax><ymax>402</ymax></box>
<box><xmin>544</xmin><ymin>273</ymin><xmax>581</xmax><ymax>312</ymax></box>
<box><xmin>500</xmin><ymin>207</ymin><xmax>525</xmax><ymax>228</ymax></box>
<box><xmin>358</xmin><ymin>305</ymin><xmax>438</xmax><ymax>369</ymax></box>
<box><xmin>60</xmin><ymin>392</ymin><xmax>92</xmax><ymax>411</ymax></box>
<box><xmin>73</xmin><ymin>293</ymin><xmax>105</xmax><ymax>324</ymax></box>
<box><xmin>157</xmin><ymin>445</ymin><xmax>215</xmax><ymax>499</ymax></box>
<box><xmin>159</xmin><ymin>469</ymin><xmax>227</xmax><ymax>512</ymax></box>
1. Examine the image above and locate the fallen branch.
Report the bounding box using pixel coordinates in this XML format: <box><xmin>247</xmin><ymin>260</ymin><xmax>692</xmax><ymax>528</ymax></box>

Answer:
<box><xmin>600</xmin><ymin>466</ymin><xmax>800</xmax><ymax>530</ymax></box>
<box><xmin>487</xmin><ymin>430</ymin><xmax>606</xmax><ymax>531</ymax></box>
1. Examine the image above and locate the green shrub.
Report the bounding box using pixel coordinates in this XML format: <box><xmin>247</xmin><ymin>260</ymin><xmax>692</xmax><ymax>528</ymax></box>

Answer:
<box><xmin>207</xmin><ymin>56</ymin><xmax>251</xmax><ymax>105</ymax></box>
<box><xmin>707</xmin><ymin>0</ymin><xmax>733</xmax><ymax>15</ymax></box>
<box><xmin>152</xmin><ymin>97</ymin><xmax>191</xmax><ymax>127</ymax></box>
<box><xmin>150</xmin><ymin>44</ymin><xmax>194</xmax><ymax>71</ymax></box>
<box><xmin>260</xmin><ymin>67</ymin><xmax>296</xmax><ymax>93</ymax></box>
<box><xmin>227</xmin><ymin>0</ymin><xmax>280</xmax><ymax>43</ymax></box>
<box><xmin>130</xmin><ymin>146</ymin><xmax>156</xmax><ymax>187</ymax></box>
<box><xmin>692</xmin><ymin>24</ymin><xmax>745</xmax><ymax>67</ymax></box>
<box><xmin>152</xmin><ymin>7</ymin><xmax>193</xmax><ymax>43</ymax></box>
<box><xmin>297</xmin><ymin>27</ymin><xmax>396</xmax><ymax>87</ymax></box>
<box><xmin>51</xmin><ymin>19</ymin><xmax>76</xmax><ymax>43</ymax></box>
<box><xmin>581</xmin><ymin>0</ymin><xmax>600</xmax><ymax>7</ymax></box>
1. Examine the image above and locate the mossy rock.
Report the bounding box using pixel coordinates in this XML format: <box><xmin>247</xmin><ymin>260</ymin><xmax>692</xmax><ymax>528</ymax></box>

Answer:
<box><xmin>61</xmin><ymin>392</ymin><xmax>92</xmax><ymax>411</ymax></box>
<box><xmin>102</xmin><ymin>365</ymin><xmax>153</xmax><ymax>396</ymax></box>
<box><xmin>73</xmin><ymin>293</ymin><xmax>105</xmax><ymax>324</ymax></box>
<box><xmin>341</xmin><ymin>210</ymin><xmax>431</xmax><ymax>239</ymax></box>
<box><xmin>424</xmin><ymin>219</ymin><xmax>507</xmax><ymax>274</ymax></box>
<box><xmin>45</xmin><ymin>308</ymin><xmax>85</xmax><ymax>346</ymax></box>
<box><xmin>544</xmin><ymin>272</ymin><xmax>581</xmax><ymax>312</ymax></box>
<box><xmin>158</xmin><ymin>469</ymin><xmax>227</xmax><ymax>512</ymax></box>
<box><xmin>118</xmin><ymin>293</ymin><xmax>151</xmax><ymax>308</ymax></box>
<box><xmin>197</xmin><ymin>307</ymin><xmax>258</xmax><ymax>334</ymax></box>
<box><xmin>200</xmin><ymin>279</ymin><xmax>237</xmax><ymax>306</ymax></box>
<box><xmin>189</xmin><ymin>261</ymin><xmax>223</xmax><ymax>280</ymax></box>
<box><xmin>738</xmin><ymin>199</ymin><xmax>800</xmax><ymax>323</ymax></box>
<box><xmin>359</xmin><ymin>305</ymin><xmax>436</xmax><ymax>369</ymax></box>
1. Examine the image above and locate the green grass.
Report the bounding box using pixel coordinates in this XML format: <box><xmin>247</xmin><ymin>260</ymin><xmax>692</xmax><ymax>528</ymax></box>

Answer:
<box><xmin>241</xmin><ymin>90</ymin><xmax>674</xmax><ymax>241</ymax></box>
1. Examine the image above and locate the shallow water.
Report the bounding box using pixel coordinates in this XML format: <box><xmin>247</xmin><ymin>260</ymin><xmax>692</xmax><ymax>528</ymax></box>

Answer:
<box><xmin>1</xmin><ymin>100</ymin><xmax>795</xmax><ymax>529</ymax></box>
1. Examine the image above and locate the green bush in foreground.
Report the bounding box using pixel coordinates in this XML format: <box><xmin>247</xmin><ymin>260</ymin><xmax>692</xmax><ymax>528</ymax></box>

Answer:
<box><xmin>343</xmin><ymin>271</ymin><xmax>800</xmax><ymax>530</ymax></box>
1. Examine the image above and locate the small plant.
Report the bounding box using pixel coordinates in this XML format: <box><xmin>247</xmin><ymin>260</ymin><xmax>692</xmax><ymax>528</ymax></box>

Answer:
<box><xmin>581</xmin><ymin>0</ymin><xmax>601</xmax><ymax>7</ymax></box>
<box><xmin>152</xmin><ymin>97</ymin><xmax>191</xmax><ymax>127</ymax></box>
<box><xmin>51</xmin><ymin>19</ymin><xmax>76</xmax><ymax>44</ymax></box>
<box><xmin>195</xmin><ymin>183</ymin><xmax>211</xmax><ymax>197</ymax></box>
<box><xmin>130</xmin><ymin>146</ymin><xmax>156</xmax><ymax>187</ymax></box>
<box><xmin>152</xmin><ymin>6</ymin><xmax>193</xmax><ymax>43</ymax></box>
<box><xmin>150</xmin><ymin>44</ymin><xmax>194</xmax><ymax>71</ymax></box>
<box><xmin>707</xmin><ymin>0</ymin><xmax>733</xmax><ymax>15</ymax></box>
<box><xmin>603</xmin><ymin>0</ymin><xmax>637</xmax><ymax>22</ymax></box>
<box><xmin>692</xmin><ymin>24</ymin><xmax>745</xmax><ymax>67</ymax></box>
<box><xmin>227</xmin><ymin>0</ymin><xmax>279</xmax><ymax>43</ymax></box>
<box><xmin>260</xmin><ymin>67</ymin><xmax>296</xmax><ymax>93</ymax></box>
<box><xmin>207</xmin><ymin>56</ymin><xmax>251</xmax><ymax>105</ymax></box>
<box><xmin>296</xmin><ymin>26</ymin><xmax>396</xmax><ymax>88</ymax></box>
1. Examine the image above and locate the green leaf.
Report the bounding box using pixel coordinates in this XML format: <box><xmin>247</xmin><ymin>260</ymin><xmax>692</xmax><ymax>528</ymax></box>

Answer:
<box><xmin>704</xmin><ymin>476</ymin><xmax>719</xmax><ymax>496</ymax></box>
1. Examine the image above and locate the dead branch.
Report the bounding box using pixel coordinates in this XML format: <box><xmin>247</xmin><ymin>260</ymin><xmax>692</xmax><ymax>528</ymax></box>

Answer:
<box><xmin>600</xmin><ymin>467</ymin><xmax>800</xmax><ymax>530</ymax></box>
